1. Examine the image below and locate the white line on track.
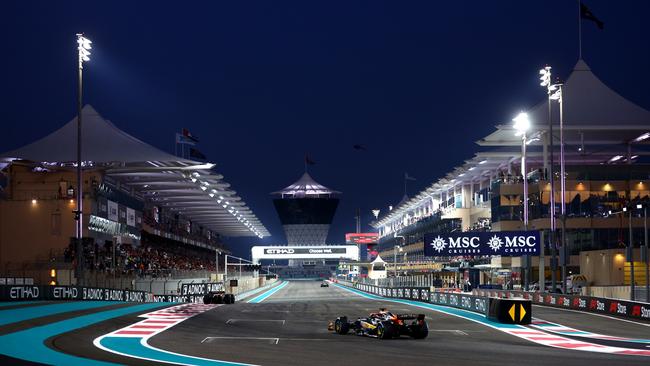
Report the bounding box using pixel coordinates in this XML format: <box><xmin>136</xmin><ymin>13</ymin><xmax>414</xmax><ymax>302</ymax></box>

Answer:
<box><xmin>202</xmin><ymin>337</ymin><xmax>280</xmax><ymax>344</ymax></box>
<box><xmin>225</xmin><ymin>319</ymin><xmax>286</xmax><ymax>325</ymax></box>
<box><xmin>201</xmin><ymin>337</ymin><xmax>336</xmax><ymax>345</ymax></box>
<box><xmin>430</xmin><ymin>330</ymin><xmax>469</xmax><ymax>335</ymax></box>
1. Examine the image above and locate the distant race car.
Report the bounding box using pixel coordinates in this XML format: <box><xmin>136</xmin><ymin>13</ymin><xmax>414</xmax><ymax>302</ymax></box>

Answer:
<box><xmin>320</xmin><ymin>282</ymin><xmax>329</xmax><ymax>287</ymax></box>
<box><xmin>330</xmin><ymin>309</ymin><xmax>428</xmax><ymax>339</ymax></box>
<box><xmin>203</xmin><ymin>291</ymin><xmax>235</xmax><ymax>304</ymax></box>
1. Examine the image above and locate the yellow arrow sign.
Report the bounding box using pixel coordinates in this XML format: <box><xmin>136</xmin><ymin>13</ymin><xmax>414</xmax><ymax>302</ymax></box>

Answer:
<box><xmin>508</xmin><ymin>304</ymin><xmax>516</xmax><ymax>321</ymax></box>
<box><xmin>520</xmin><ymin>304</ymin><xmax>527</xmax><ymax>321</ymax></box>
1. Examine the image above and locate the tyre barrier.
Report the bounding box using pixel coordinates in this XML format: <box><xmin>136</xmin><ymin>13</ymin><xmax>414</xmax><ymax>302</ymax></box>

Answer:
<box><xmin>351</xmin><ymin>283</ymin><xmax>532</xmax><ymax>324</ymax></box>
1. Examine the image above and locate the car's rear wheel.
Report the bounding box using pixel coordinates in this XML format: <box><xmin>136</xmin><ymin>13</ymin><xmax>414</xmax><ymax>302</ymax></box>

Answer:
<box><xmin>335</xmin><ymin>317</ymin><xmax>349</xmax><ymax>335</ymax></box>
<box><xmin>203</xmin><ymin>294</ymin><xmax>212</xmax><ymax>304</ymax></box>
<box><xmin>410</xmin><ymin>321</ymin><xmax>429</xmax><ymax>339</ymax></box>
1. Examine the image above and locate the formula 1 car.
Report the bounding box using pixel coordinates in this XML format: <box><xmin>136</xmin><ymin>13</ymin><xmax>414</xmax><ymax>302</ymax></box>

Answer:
<box><xmin>203</xmin><ymin>291</ymin><xmax>235</xmax><ymax>304</ymax></box>
<box><xmin>320</xmin><ymin>282</ymin><xmax>329</xmax><ymax>287</ymax></box>
<box><xmin>330</xmin><ymin>309</ymin><xmax>428</xmax><ymax>339</ymax></box>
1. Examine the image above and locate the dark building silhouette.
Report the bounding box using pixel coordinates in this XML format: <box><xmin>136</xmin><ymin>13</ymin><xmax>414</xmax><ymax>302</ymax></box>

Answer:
<box><xmin>272</xmin><ymin>172</ymin><xmax>340</xmax><ymax>247</ymax></box>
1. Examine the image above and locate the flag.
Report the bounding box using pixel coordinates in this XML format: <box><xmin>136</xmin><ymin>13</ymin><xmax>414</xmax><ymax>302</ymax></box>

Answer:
<box><xmin>189</xmin><ymin>148</ymin><xmax>206</xmax><ymax>160</ymax></box>
<box><xmin>176</xmin><ymin>133</ymin><xmax>196</xmax><ymax>145</ymax></box>
<box><xmin>405</xmin><ymin>172</ymin><xmax>416</xmax><ymax>181</ymax></box>
<box><xmin>580</xmin><ymin>2</ymin><xmax>604</xmax><ymax>30</ymax></box>
<box><xmin>182</xmin><ymin>128</ymin><xmax>199</xmax><ymax>143</ymax></box>
<box><xmin>305</xmin><ymin>154</ymin><xmax>316</xmax><ymax>166</ymax></box>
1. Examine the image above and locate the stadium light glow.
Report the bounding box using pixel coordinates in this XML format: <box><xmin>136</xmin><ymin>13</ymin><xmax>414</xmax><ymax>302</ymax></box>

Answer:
<box><xmin>633</xmin><ymin>132</ymin><xmax>650</xmax><ymax>142</ymax></box>
<box><xmin>512</xmin><ymin>112</ymin><xmax>530</xmax><ymax>136</ymax></box>
<box><xmin>77</xmin><ymin>34</ymin><xmax>92</xmax><ymax>66</ymax></box>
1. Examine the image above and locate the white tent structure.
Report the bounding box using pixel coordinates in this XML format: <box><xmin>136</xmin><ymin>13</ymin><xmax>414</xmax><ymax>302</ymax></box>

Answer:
<box><xmin>272</xmin><ymin>172</ymin><xmax>341</xmax><ymax>198</ymax></box>
<box><xmin>374</xmin><ymin>59</ymin><xmax>650</xmax><ymax>230</ymax></box>
<box><xmin>1</xmin><ymin>105</ymin><xmax>270</xmax><ymax>238</ymax></box>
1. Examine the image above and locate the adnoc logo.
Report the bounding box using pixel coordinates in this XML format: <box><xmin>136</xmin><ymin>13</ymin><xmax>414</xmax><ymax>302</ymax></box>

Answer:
<box><xmin>487</xmin><ymin>235</ymin><xmax>503</xmax><ymax>252</ymax></box>
<box><xmin>430</xmin><ymin>236</ymin><xmax>447</xmax><ymax>253</ymax></box>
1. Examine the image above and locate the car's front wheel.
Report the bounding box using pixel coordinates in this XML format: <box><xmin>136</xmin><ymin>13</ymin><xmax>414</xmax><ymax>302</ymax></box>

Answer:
<box><xmin>377</xmin><ymin>321</ymin><xmax>395</xmax><ymax>339</ymax></box>
<box><xmin>334</xmin><ymin>317</ymin><xmax>350</xmax><ymax>335</ymax></box>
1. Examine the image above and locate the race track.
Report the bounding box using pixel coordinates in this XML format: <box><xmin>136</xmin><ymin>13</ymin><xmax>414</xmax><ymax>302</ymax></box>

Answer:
<box><xmin>1</xmin><ymin>281</ymin><xmax>649</xmax><ymax>365</ymax></box>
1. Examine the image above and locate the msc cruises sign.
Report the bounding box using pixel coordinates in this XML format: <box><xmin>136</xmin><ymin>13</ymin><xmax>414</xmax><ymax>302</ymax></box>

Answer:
<box><xmin>423</xmin><ymin>231</ymin><xmax>540</xmax><ymax>257</ymax></box>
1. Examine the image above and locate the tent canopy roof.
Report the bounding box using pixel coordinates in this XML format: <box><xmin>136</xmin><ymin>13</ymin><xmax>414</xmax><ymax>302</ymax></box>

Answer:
<box><xmin>1</xmin><ymin>105</ymin><xmax>270</xmax><ymax>238</ymax></box>
<box><xmin>2</xmin><ymin>105</ymin><xmax>195</xmax><ymax>165</ymax></box>
<box><xmin>272</xmin><ymin>172</ymin><xmax>341</xmax><ymax>197</ymax></box>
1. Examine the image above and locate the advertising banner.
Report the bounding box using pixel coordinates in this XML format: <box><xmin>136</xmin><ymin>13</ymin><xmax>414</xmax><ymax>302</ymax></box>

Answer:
<box><xmin>180</xmin><ymin>282</ymin><xmax>224</xmax><ymax>296</ymax></box>
<box><xmin>475</xmin><ymin>289</ymin><xmax>650</xmax><ymax>322</ymax></box>
<box><xmin>126</xmin><ymin>207</ymin><xmax>136</xmax><ymax>227</ymax></box>
<box><xmin>0</xmin><ymin>285</ymin><xmax>151</xmax><ymax>302</ymax></box>
<box><xmin>424</xmin><ymin>231</ymin><xmax>541</xmax><ymax>257</ymax></box>
<box><xmin>345</xmin><ymin>233</ymin><xmax>379</xmax><ymax>245</ymax></box>
<box><xmin>251</xmin><ymin>245</ymin><xmax>360</xmax><ymax>262</ymax></box>
<box><xmin>107</xmin><ymin>200</ymin><xmax>118</xmax><ymax>221</ymax></box>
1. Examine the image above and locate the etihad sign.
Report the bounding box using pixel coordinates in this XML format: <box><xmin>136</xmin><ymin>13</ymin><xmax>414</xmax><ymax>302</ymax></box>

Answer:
<box><xmin>424</xmin><ymin>231</ymin><xmax>540</xmax><ymax>257</ymax></box>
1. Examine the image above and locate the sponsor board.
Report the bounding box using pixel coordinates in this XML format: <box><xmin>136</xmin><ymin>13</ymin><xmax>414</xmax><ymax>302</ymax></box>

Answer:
<box><xmin>353</xmin><ymin>283</ymin><xmax>488</xmax><ymax>315</ymax></box>
<box><xmin>476</xmin><ymin>289</ymin><xmax>650</xmax><ymax>322</ymax></box>
<box><xmin>424</xmin><ymin>231</ymin><xmax>541</xmax><ymax>257</ymax></box>
<box><xmin>0</xmin><ymin>285</ymin><xmax>153</xmax><ymax>302</ymax></box>
<box><xmin>180</xmin><ymin>282</ymin><xmax>225</xmax><ymax>296</ymax></box>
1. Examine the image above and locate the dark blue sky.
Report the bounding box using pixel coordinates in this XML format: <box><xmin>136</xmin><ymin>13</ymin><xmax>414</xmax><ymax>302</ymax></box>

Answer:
<box><xmin>2</xmin><ymin>1</ymin><xmax>649</xmax><ymax>258</ymax></box>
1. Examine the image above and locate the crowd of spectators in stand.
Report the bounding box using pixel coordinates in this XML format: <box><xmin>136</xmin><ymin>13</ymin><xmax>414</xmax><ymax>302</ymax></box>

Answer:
<box><xmin>65</xmin><ymin>237</ymin><xmax>217</xmax><ymax>278</ymax></box>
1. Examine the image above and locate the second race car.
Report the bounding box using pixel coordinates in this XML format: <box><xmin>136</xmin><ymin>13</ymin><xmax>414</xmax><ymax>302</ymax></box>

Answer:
<box><xmin>330</xmin><ymin>308</ymin><xmax>428</xmax><ymax>339</ymax></box>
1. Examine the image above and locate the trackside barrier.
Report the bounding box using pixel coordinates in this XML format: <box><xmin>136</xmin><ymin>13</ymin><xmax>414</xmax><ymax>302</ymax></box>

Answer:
<box><xmin>487</xmin><ymin>298</ymin><xmax>532</xmax><ymax>324</ymax></box>
<box><xmin>1</xmin><ymin>280</ymin><xmax>279</xmax><ymax>304</ymax></box>
<box><xmin>0</xmin><ymin>285</ymin><xmax>153</xmax><ymax>302</ymax></box>
<box><xmin>473</xmin><ymin>289</ymin><xmax>650</xmax><ymax>323</ymax></box>
<box><xmin>348</xmin><ymin>283</ymin><xmax>530</xmax><ymax>324</ymax></box>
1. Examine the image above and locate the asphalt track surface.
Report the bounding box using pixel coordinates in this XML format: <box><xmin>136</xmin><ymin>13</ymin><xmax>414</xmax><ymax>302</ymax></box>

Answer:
<box><xmin>1</xmin><ymin>281</ymin><xmax>649</xmax><ymax>365</ymax></box>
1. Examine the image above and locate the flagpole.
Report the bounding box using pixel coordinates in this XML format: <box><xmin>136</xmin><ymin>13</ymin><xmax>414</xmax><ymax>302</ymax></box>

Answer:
<box><xmin>578</xmin><ymin>0</ymin><xmax>583</xmax><ymax>59</ymax></box>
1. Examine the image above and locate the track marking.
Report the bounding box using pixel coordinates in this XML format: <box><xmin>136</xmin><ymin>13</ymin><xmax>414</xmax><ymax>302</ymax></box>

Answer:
<box><xmin>430</xmin><ymin>330</ymin><xmax>469</xmax><ymax>335</ymax></box>
<box><xmin>94</xmin><ymin>303</ymin><xmax>257</xmax><ymax>366</ymax></box>
<box><xmin>530</xmin><ymin>318</ymin><xmax>650</xmax><ymax>344</ymax></box>
<box><xmin>246</xmin><ymin>281</ymin><xmax>289</xmax><ymax>303</ymax></box>
<box><xmin>0</xmin><ymin>302</ymin><xmax>167</xmax><ymax>366</ymax></box>
<box><xmin>226</xmin><ymin>319</ymin><xmax>285</xmax><ymax>325</ymax></box>
<box><xmin>333</xmin><ymin>283</ymin><xmax>650</xmax><ymax>357</ymax></box>
<box><xmin>202</xmin><ymin>337</ymin><xmax>335</xmax><ymax>344</ymax></box>
<box><xmin>202</xmin><ymin>337</ymin><xmax>280</xmax><ymax>345</ymax></box>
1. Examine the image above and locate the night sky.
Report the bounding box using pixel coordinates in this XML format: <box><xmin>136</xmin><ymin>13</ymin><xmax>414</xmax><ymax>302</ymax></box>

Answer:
<box><xmin>2</xmin><ymin>1</ymin><xmax>649</xmax><ymax>258</ymax></box>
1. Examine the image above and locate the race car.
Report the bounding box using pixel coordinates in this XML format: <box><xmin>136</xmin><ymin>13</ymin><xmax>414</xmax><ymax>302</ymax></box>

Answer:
<box><xmin>203</xmin><ymin>291</ymin><xmax>235</xmax><ymax>304</ymax></box>
<box><xmin>330</xmin><ymin>309</ymin><xmax>428</xmax><ymax>339</ymax></box>
<box><xmin>320</xmin><ymin>282</ymin><xmax>329</xmax><ymax>287</ymax></box>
